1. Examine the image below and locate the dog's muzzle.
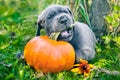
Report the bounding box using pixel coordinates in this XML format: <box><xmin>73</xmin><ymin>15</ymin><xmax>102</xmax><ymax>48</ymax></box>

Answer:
<box><xmin>58</xmin><ymin>25</ymin><xmax>74</xmax><ymax>41</ymax></box>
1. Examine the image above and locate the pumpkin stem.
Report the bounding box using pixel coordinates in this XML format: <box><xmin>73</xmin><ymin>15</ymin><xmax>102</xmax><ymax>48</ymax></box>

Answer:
<box><xmin>49</xmin><ymin>24</ymin><xmax>74</xmax><ymax>40</ymax></box>
<box><xmin>49</xmin><ymin>32</ymin><xmax>60</xmax><ymax>40</ymax></box>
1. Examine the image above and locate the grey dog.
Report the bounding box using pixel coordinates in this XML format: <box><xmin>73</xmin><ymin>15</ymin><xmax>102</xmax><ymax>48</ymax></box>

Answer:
<box><xmin>36</xmin><ymin>5</ymin><xmax>96</xmax><ymax>63</ymax></box>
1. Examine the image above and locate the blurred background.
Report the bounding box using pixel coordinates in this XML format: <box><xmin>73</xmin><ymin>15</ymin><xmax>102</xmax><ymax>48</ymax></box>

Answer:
<box><xmin>0</xmin><ymin>0</ymin><xmax>120</xmax><ymax>79</ymax></box>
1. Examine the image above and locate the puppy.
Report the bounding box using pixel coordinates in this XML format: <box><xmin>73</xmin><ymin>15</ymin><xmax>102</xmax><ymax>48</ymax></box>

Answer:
<box><xmin>36</xmin><ymin>5</ymin><xmax>96</xmax><ymax>63</ymax></box>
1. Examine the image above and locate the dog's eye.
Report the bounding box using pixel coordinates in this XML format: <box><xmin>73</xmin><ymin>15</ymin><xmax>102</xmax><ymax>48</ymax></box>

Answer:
<box><xmin>47</xmin><ymin>14</ymin><xmax>54</xmax><ymax>19</ymax></box>
<box><xmin>64</xmin><ymin>11</ymin><xmax>68</xmax><ymax>13</ymax></box>
<box><xmin>47</xmin><ymin>16</ymin><xmax>52</xmax><ymax>19</ymax></box>
<box><xmin>47</xmin><ymin>12</ymin><xmax>56</xmax><ymax>19</ymax></box>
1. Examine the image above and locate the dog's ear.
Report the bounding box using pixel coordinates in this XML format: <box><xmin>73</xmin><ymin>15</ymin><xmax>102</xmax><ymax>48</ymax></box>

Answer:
<box><xmin>36</xmin><ymin>11</ymin><xmax>46</xmax><ymax>36</ymax></box>
<box><xmin>37</xmin><ymin>12</ymin><xmax>45</xmax><ymax>27</ymax></box>
<box><xmin>65</xmin><ymin>6</ymin><xmax>74</xmax><ymax>22</ymax></box>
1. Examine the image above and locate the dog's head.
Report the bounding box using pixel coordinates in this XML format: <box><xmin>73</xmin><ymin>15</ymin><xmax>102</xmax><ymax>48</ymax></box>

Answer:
<box><xmin>37</xmin><ymin>5</ymin><xmax>74</xmax><ymax>41</ymax></box>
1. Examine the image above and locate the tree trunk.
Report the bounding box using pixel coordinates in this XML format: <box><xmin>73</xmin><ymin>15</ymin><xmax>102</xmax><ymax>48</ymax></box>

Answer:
<box><xmin>90</xmin><ymin>0</ymin><xmax>111</xmax><ymax>38</ymax></box>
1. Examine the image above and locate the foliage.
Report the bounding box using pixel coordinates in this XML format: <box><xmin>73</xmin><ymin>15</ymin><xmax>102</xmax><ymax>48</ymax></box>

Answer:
<box><xmin>77</xmin><ymin>0</ymin><xmax>92</xmax><ymax>29</ymax></box>
<box><xmin>105</xmin><ymin>0</ymin><xmax>120</xmax><ymax>35</ymax></box>
<box><xmin>0</xmin><ymin>0</ymin><xmax>120</xmax><ymax>80</ymax></box>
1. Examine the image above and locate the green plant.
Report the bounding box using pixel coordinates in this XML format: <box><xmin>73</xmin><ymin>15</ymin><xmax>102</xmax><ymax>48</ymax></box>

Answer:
<box><xmin>105</xmin><ymin>0</ymin><xmax>120</xmax><ymax>36</ymax></box>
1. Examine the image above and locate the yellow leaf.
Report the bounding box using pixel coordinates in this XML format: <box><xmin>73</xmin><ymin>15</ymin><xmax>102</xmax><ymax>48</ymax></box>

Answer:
<box><xmin>71</xmin><ymin>68</ymin><xmax>79</xmax><ymax>72</ymax></box>
<box><xmin>84</xmin><ymin>72</ymin><xmax>89</xmax><ymax>77</ymax></box>
<box><xmin>71</xmin><ymin>67</ymin><xmax>82</xmax><ymax>74</ymax></box>
<box><xmin>89</xmin><ymin>64</ymin><xmax>93</xmax><ymax>68</ymax></box>
<box><xmin>79</xmin><ymin>59</ymin><xmax>88</xmax><ymax>63</ymax></box>
<box><xmin>73</xmin><ymin>64</ymin><xmax>79</xmax><ymax>67</ymax></box>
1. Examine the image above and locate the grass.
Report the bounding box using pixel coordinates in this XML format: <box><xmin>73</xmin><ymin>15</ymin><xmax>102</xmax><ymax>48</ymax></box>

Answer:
<box><xmin>0</xmin><ymin>0</ymin><xmax>120</xmax><ymax>80</ymax></box>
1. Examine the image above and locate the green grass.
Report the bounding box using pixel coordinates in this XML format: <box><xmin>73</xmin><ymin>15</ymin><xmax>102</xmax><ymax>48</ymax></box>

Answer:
<box><xmin>0</xmin><ymin>0</ymin><xmax>120</xmax><ymax>80</ymax></box>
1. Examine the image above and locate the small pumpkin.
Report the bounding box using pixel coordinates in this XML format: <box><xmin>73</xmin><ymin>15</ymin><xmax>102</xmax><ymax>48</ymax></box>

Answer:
<box><xmin>24</xmin><ymin>36</ymin><xmax>75</xmax><ymax>73</ymax></box>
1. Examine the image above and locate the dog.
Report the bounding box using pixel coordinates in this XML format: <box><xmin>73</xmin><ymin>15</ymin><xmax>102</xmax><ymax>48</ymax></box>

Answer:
<box><xmin>36</xmin><ymin>5</ymin><xmax>96</xmax><ymax>63</ymax></box>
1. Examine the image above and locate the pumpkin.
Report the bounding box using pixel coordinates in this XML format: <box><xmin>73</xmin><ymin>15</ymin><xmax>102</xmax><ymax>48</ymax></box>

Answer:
<box><xmin>24</xmin><ymin>36</ymin><xmax>75</xmax><ymax>73</ymax></box>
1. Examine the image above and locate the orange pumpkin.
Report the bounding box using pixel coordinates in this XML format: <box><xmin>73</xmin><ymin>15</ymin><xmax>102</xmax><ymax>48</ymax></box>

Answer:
<box><xmin>24</xmin><ymin>36</ymin><xmax>75</xmax><ymax>73</ymax></box>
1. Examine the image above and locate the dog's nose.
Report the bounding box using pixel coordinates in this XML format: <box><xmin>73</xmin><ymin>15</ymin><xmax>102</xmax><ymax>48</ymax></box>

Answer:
<box><xmin>60</xmin><ymin>17</ymin><xmax>68</xmax><ymax>24</ymax></box>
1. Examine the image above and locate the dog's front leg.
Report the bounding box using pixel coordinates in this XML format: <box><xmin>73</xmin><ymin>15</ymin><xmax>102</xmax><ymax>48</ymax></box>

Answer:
<box><xmin>75</xmin><ymin>48</ymin><xmax>95</xmax><ymax>63</ymax></box>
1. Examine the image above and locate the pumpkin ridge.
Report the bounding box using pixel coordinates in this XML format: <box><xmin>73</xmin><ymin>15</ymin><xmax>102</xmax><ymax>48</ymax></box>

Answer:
<box><xmin>24</xmin><ymin>37</ymin><xmax>38</xmax><ymax>66</ymax></box>
<box><xmin>55</xmin><ymin>46</ymin><xmax>65</xmax><ymax>72</ymax></box>
<box><xmin>42</xmin><ymin>44</ymin><xmax>55</xmax><ymax>73</ymax></box>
